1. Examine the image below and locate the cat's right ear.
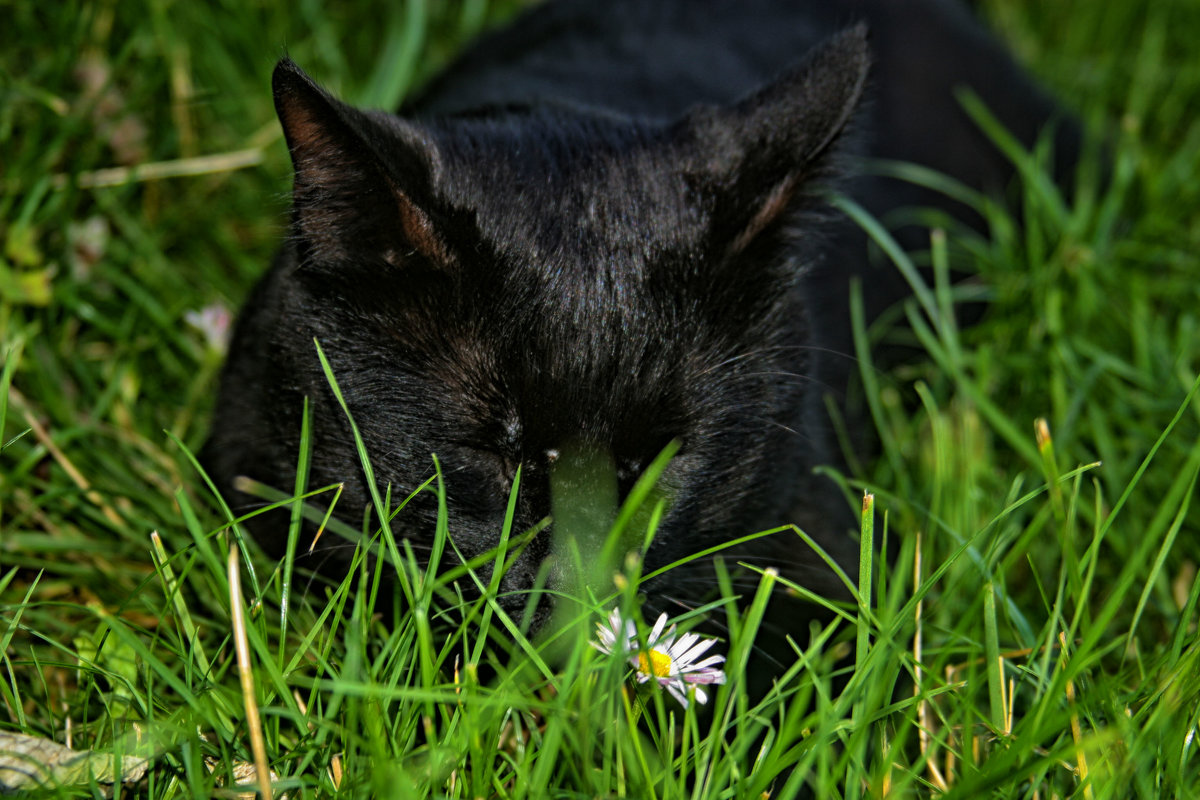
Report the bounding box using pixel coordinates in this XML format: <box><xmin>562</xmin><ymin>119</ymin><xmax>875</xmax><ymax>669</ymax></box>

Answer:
<box><xmin>674</xmin><ymin>26</ymin><xmax>870</xmax><ymax>260</ymax></box>
<box><xmin>272</xmin><ymin>59</ymin><xmax>450</xmax><ymax>269</ymax></box>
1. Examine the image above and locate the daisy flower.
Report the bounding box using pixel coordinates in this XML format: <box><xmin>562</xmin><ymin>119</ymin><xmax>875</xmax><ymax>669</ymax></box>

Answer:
<box><xmin>590</xmin><ymin>608</ymin><xmax>727</xmax><ymax>708</ymax></box>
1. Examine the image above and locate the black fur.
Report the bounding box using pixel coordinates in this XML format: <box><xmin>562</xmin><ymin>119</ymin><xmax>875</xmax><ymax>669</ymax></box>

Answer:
<box><xmin>204</xmin><ymin>0</ymin><xmax>1077</xmax><ymax>653</ymax></box>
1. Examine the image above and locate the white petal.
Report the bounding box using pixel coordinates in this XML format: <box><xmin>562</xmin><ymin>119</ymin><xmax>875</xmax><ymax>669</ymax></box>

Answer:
<box><xmin>658</xmin><ymin>628</ymin><xmax>680</xmax><ymax>655</ymax></box>
<box><xmin>674</xmin><ymin>636</ymin><xmax>717</xmax><ymax>666</ymax></box>
<box><xmin>667</xmin><ymin>632</ymin><xmax>701</xmax><ymax>659</ymax></box>
<box><xmin>681</xmin><ymin>668</ymin><xmax>725</xmax><ymax>685</ymax></box>
<box><xmin>648</xmin><ymin>613</ymin><xmax>670</xmax><ymax>644</ymax></box>
<box><xmin>665</xmin><ymin>680</ymin><xmax>689</xmax><ymax>708</ymax></box>
<box><xmin>684</xmin><ymin>654</ymin><xmax>725</xmax><ymax>672</ymax></box>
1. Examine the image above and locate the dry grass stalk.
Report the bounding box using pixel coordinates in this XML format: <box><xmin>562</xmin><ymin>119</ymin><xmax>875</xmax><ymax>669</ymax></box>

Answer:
<box><xmin>229</xmin><ymin>543</ymin><xmax>274</xmax><ymax>800</ymax></box>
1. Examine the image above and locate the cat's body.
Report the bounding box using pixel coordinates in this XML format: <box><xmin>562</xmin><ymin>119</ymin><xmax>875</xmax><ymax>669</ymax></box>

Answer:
<box><xmin>205</xmin><ymin>0</ymin><xmax>1077</xmax><ymax>650</ymax></box>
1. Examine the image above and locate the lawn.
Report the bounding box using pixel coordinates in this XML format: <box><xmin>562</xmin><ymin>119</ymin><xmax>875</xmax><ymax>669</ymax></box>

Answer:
<box><xmin>2</xmin><ymin>0</ymin><xmax>1199</xmax><ymax>797</ymax></box>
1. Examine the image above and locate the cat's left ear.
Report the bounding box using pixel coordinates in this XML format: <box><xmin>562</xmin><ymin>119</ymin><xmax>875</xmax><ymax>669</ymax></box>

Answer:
<box><xmin>675</xmin><ymin>25</ymin><xmax>870</xmax><ymax>256</ymax></box>
<box><xmin>272</xmin><ymin>59</ymin><xmax>450</xmax><ymax>270</ymax></box>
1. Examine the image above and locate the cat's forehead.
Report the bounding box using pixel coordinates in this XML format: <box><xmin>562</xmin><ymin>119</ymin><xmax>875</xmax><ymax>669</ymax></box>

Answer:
<box><xmin>428</xmin><ymin>112</ymin><xmax>707</xmax><ymax>266</ymax></box>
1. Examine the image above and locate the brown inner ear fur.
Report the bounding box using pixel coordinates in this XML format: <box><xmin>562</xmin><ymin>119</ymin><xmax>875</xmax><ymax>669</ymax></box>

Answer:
<box><xmin>725</xmin><ymin>172</ymin><xmax>802</xmax><ymax>257</ymax></box>
<box><xmin>276</xmin><ymin>69</ymin><xmax>451</xmax><ymax>269</ymax></box>
<box><xmin>385</xmin><ymin>179</ymin><xmax>453</xmax><ymax>267</ymax></box>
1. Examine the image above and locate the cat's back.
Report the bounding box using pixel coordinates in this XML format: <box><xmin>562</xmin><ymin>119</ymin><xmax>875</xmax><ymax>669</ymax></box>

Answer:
<box><xmin>409</xmin><ymin>0</ymin><xmax>1076</xmax><ymax>201</ymax></box>
<box><xmin>408</xmin><ymin>0</ymin><xmax>838</xmax><ymax>117</ymax></box>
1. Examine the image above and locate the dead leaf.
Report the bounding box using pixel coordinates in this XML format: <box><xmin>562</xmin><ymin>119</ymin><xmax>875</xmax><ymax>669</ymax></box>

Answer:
<box><xmin>0</xmin><ymin>730</ymin><xmax>149</xmax><ymax>796</ymax></box>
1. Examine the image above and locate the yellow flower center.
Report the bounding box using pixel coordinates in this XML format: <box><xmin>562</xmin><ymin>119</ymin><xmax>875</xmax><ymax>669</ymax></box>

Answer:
<box><xmin>638</xmin><ymin>648</ymin><xmax>673</xmax><ymax>678</ymax></box>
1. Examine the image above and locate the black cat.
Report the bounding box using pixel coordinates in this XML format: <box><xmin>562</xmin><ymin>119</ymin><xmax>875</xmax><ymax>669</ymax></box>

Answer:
<box><xmin>203</xmin><ymin>0</ymin><xmax>1077</xmax><ymax>650</ymax></box>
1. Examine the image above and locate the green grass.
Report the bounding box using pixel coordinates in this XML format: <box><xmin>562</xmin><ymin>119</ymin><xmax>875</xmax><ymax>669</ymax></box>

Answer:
<box><xmin>3</xmin><ymin>0</ymin><xmax>1200</xmax><ymax>797</ymax></box>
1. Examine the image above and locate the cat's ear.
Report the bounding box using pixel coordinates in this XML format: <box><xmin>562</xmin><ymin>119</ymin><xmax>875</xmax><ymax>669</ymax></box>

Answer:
<box><xmin>272</xmin><ymin>59</ymin><xmax>450</xmax><ymax>269</ymax></box>
<box><xmin>676</xmin><ymin>25</ymin><xmax>870</xmax><ymax>256</ymax></box>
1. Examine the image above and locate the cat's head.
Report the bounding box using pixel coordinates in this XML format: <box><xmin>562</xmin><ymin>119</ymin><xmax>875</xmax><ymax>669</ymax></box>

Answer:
<box><xmin>209</xmin><ymin>27</ymin><xmax>869</xmax><ymax>621</ymax></box>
